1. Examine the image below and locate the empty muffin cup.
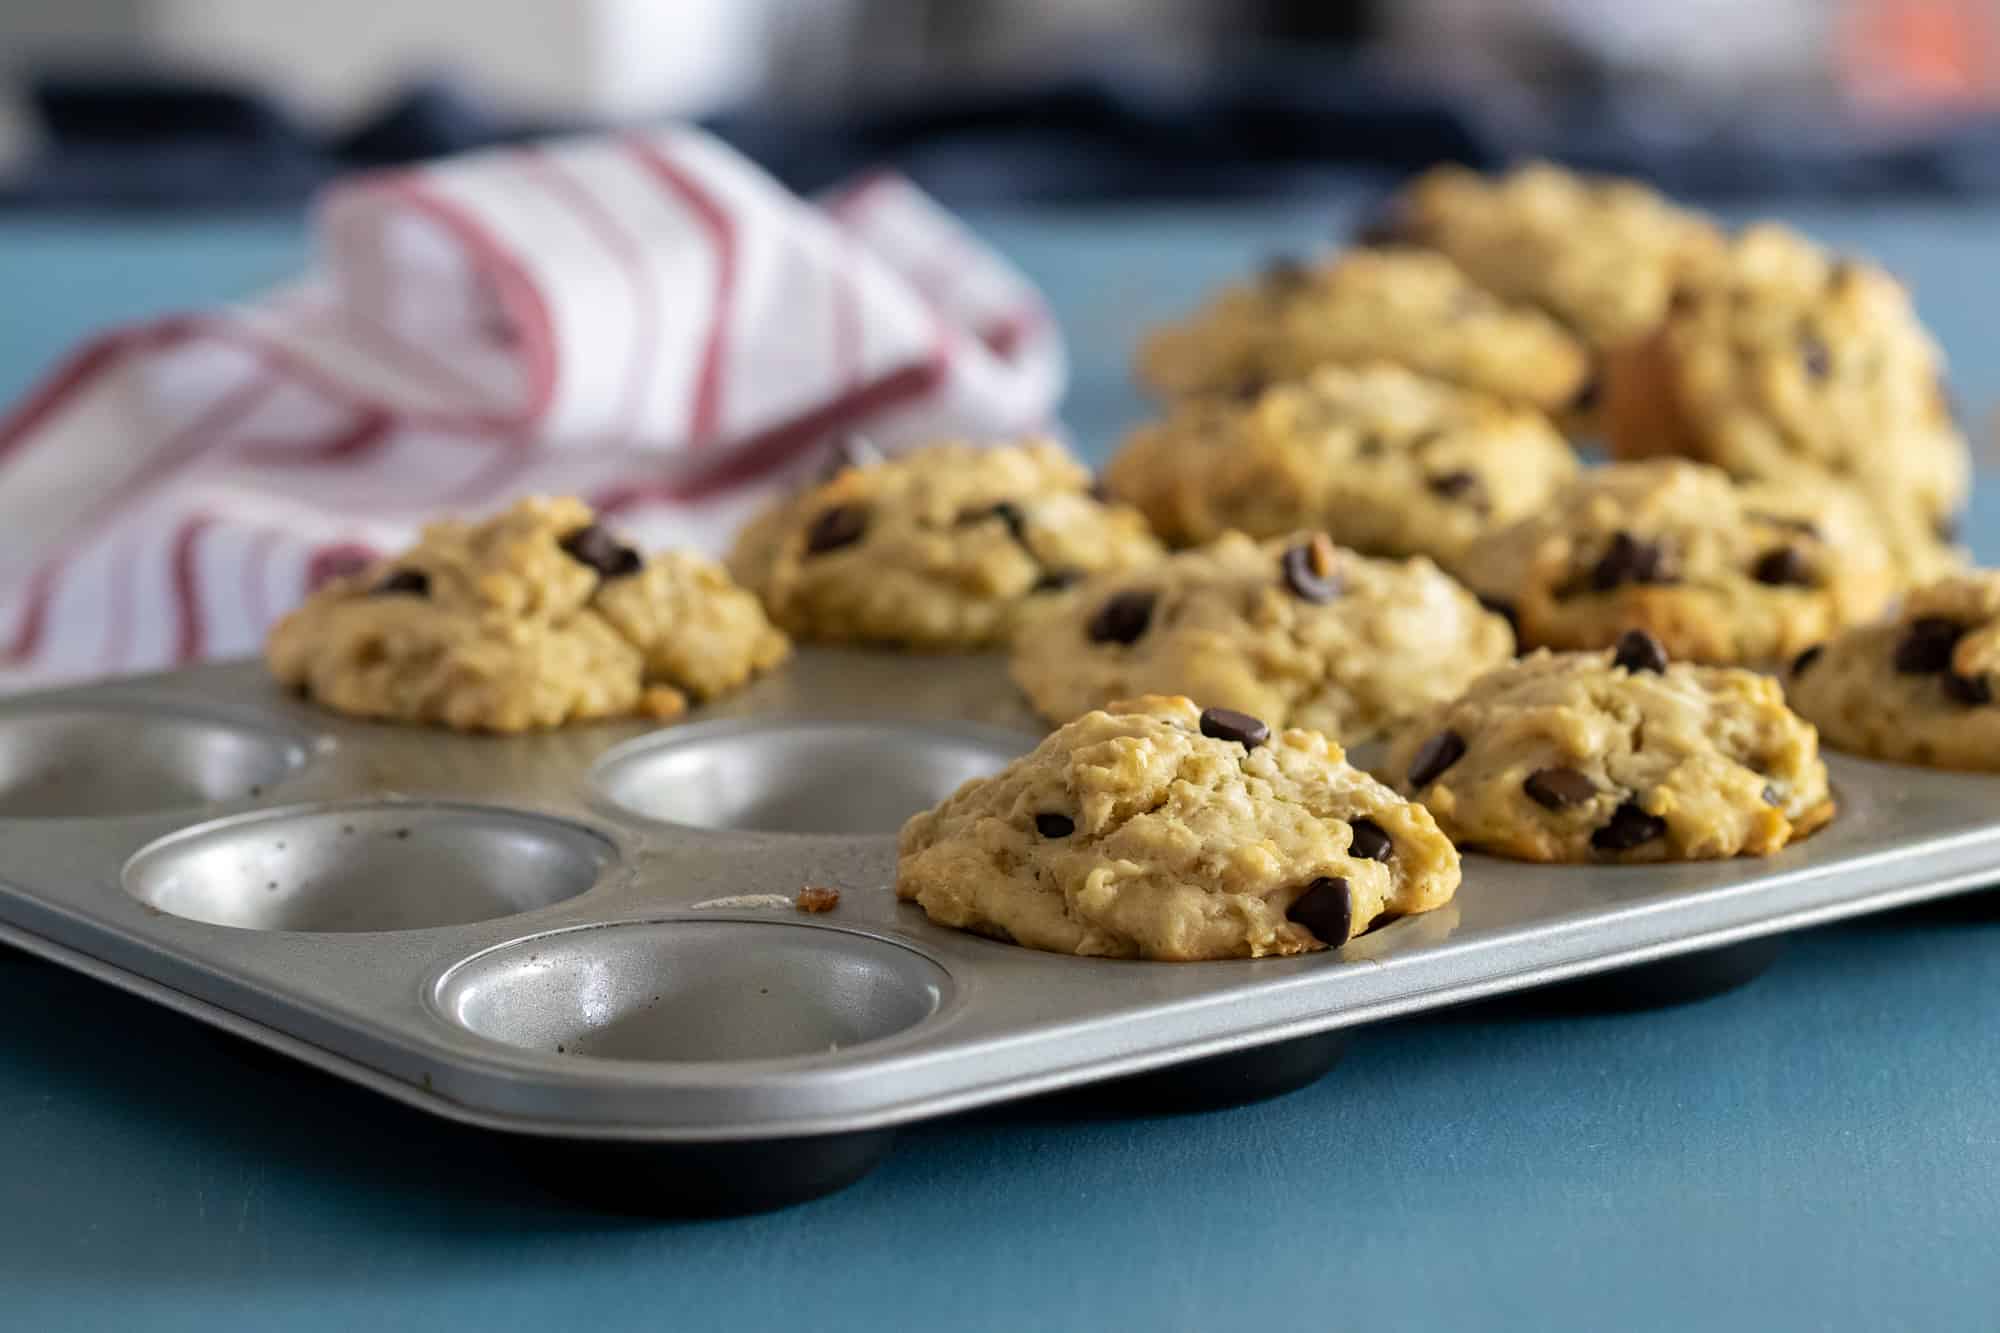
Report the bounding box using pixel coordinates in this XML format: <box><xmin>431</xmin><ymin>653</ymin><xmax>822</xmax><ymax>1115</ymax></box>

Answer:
<box><xmin>434</xmin><ymin>919</ymin><xmax>952</xmax><ymax>1063</ymax></box>
<box><xmin>123</xmin><ymin>803</ymin><xmax>613</xmax><ymax>932</ymax></box>
<box><xmin>592</xmin><ymin>719</ymin><xmax>1031</xmax><ymax>835</ymax></box>
<box><xmin>0</xmin><ymin>704</ymin><xmax>307</xmax><ymax>819</ymax></box>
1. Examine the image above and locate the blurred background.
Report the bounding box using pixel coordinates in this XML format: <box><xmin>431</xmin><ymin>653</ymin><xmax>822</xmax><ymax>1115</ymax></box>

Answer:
<box><xmin>3</xmin><ymin>0</ymin><xmax>2000</xmax><ymax>210</ymax></box>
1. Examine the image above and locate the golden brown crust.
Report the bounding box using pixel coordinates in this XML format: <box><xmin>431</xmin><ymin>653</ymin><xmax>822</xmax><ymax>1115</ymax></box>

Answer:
<box><xmin>1600</xmin><ymin>324</ymin><xmax>1711</xmax><ymax>461</ymax></box>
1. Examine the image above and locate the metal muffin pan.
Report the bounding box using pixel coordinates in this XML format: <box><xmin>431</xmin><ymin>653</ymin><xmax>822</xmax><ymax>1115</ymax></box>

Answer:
<box><xmin>3</xmin><ymin>649</ymin><xmax>2000</xmax><ymax>1214</ymax></box>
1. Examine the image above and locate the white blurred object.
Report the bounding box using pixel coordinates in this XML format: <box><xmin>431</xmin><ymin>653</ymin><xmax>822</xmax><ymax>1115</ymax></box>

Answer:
<box><xmin>1549</xmin><ymin>0</ymin><xmax>1832</xmax><ymax>91</ymax></box>
<box><xmin>143</xmin><ymin>0</ymin><xmax>835</xmax><ymax>119</ymax></box>
<box><xmin>0</xmin><ymin>130</ymin><xmax>1063</xmax><ymax>684</ymax></box>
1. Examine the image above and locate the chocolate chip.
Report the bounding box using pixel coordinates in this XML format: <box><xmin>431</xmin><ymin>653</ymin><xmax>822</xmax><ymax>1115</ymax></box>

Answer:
<box><xmin>1350</xmin><ymin>200</ymin><xmax>1410</xmax><ymax>248</ymax></box>
<box><xmin>1523</xmin><ymin>767</ymin><xmax>1598</xmax><ymax>810</ymax></box>
<box><xmin>1263</xmin><ymin>254</ymin><xmax>1311</xmax><ymax>291</ymax></box>
<box><xmin>1944</xmin><ymin>672</ymin><xmax>1993</xmax><ymax>706</ymax></box>
<box><xmin>1281</xmin><ymin>536</ymin><xmax>1342</xmax><ymax>603</ymax></box>
<box><xmin>1476</xmin><ymin>595</ymin><xmax>1520</xmax><ymax>635</ymax></box>
<box><xmin>804</xmin><ymin>504</ymin><xmax>869</xmax><ymax>555</ymax></box>
<box><xmin>1034</xmin><ymin>813</ymin><xmax>1075</xmax><ymax>838</ymax></box>
<box><xmin>1591</xmin><ymin>801</ymin><xmax>1667</xmax><ymax>852</ymax></box>
<box><xmin>1286</xmin><ymin>875</ymin><xmax>1352</xmax><ymax>945</ymax></box>
<box><xmin>1407</xmin><ymin>730</ymin><xmax>1466</xmax><ymax>789</ymax></box>
<box><xmin>1089</xmin><ymin>477</ymin><xmax>1114</xmax><ymax>503</ymax></box>
<box><xmin>1346</xmin><ymin>818</ymin><xmax>1393</xmax><ymax>862</ymax></box>
<box><xmin>1791</xmin><ymin>644</ymin><xmax>1824</xmax><ymax>675</ymax></box>
<box><xmin>960</xmin><ymin>500</ymin><xmax>1029</xmax><ymax>543</ymax></box>
<box><xmin>992</xmin><ymin>502</ymin><xmax>1028</xmax><ymax>535</ymax></box>
<box><xmin>1936</xmin><ymin>511</ymin><xmax>1962</xmax><ymax>544</ymax></box>
<box><xmin>1894</xmin><ymin>617</ymin><xmax>1965</xmax><ymax>674</ymax></box>
<box><xmin>1752</xmin><ymin>546</ymin><xmax>1812</xmax><ymax>587</ymax></box>
<box><xmin>559</xmin><ymin>524</ymin><xmax>643</xmax><ymax>579</ymax></box>
<box><xmin>1611</xmin><ymin>628</ymin><xmax>1669</xmax><ymax>674</ymax></box>
<box><xmin>1087</xmin><ymin>590</ymin><xmax>1156</xmax><ymax>645</ymax></box>
<box><xmin>1199</xmin><ymin>706</ymin><xmax>1270</xmax><ymax>748</ymax></box>
<box><xmin>370</xmin><ymin>569</ymin><xmax>429</xmax><ymax>597</ymax></box>
<box><xmin>1032</xmin><ymin>569</ymin><xmax>1083</xmax><ymax>594</ymax></box>
<box><xmin>1569</xmin><ymin>372</ymin><xmax>1601</xmax><ymax>414</ymax></box>
<box><xmin>1591</xmin><ymin>532</ymin><xmax>1675</xmax><ymax>591</ymax></box>
<box><xmin>1762</xmin><ymin>784</ymin><xmax>1784</xmax><ymax>807</ymax></box>
<box><xmin>1801</xmin><ymin>333</ymin><xmax>1832</xmax><ymax>380</ymax></box>
<box><xmin>1428</xmin><ymin>470</ymin><xmax>1483</xmax><ymax>502</ymax></box>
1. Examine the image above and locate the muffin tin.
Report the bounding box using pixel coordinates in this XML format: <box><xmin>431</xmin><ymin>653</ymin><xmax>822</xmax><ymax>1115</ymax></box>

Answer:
<box><xmin>3</xmin><ymin>651</ymin><xmax>1999</xmax><ymax>1215</ymax></box>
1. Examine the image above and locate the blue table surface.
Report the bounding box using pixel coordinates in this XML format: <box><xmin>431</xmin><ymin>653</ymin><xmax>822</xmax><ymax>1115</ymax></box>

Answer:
<box><xmin>4</xmin><ymin>201</ymin><xmax>2000</xmax><ymax>1332</ymax></box>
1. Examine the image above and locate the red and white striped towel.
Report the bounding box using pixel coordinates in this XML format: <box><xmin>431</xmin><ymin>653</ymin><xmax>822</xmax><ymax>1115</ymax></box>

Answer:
<box><xmin>0</xmin><ymin>129</ymin><xmax>1063</xmax><ymax>689</ymax></box>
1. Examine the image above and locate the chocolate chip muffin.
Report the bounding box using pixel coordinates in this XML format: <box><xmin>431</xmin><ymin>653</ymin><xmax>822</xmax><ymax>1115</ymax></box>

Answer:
<box><xmin>1366</xmin><ymin>160</ymin><xmax>1726</xmax><ymax>353</ymax></box>
<box><xmin>1136</xmin><ymin>248</ymin><xmax>1593</xmax><ymax>413</ymax></box>
<box><xmin>1009</xmin><ymin>531</ymin><xmax>1514</xmax><ymax>742</ymax></box>
<box><xmin>1384</xmin><ymin>632</ymin><xmax>1835</xmax><ymax>862</ymax></box>
<box><xmin>266</xmin><ymin>497</ymin><xmax>790</xmax><ymax>732</ymax></box>
<box><xmin>1454</xmin><ymin>459</ymin><xmax>1897</xmax><ymax>666</ymax></box>
<box><xmin>1102</xmin><ymin>362</ymin><xmax>1580</xmax><ymax>568</ymax></box>
<box><xmin>897</xmin><ymin>693</ymin><xmax>1461</xmax><ymax>959</ymax></box>
<box><xmin>728</xmin><ymin>439</ymin><xmax>1163</xmax><ymax>650</ymax></box>
<box><xmin>1601</xmin><ymin>222</ymin><xmax>1969</xmax><ymax>581</ymax></box>
<box><xmin>1787</xmin><ymin>571</ymin><xmax>2000</xmax><ymax>771</ymax></box>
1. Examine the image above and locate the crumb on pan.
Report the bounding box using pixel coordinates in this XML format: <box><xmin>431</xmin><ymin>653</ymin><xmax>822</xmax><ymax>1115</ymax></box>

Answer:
<box><xmin>688</xmin><ymin>893</ymin><xmax>796</xmax><ymax>912</ymax></box>
<box><xmin>795</xmin><ymin>885</ymin><xmax>841</xmax><ymax>913</ymax></box>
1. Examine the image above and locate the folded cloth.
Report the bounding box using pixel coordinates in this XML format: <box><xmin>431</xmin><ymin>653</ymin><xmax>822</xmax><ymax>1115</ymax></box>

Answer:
<box><xmin>0</xmin><ymin>130</ymin><xmax>1063</xmax><ymax>688</ymax></box>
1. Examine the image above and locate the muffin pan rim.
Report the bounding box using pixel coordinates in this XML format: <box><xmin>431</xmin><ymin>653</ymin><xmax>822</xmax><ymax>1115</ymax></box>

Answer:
<box><xmin>120</xmin><ymin>799</ymin><xmax>621</xmax><ymax>934</ymax></box>
<box><xmin>0</xmin><ymin>691</ymin><xmax>321</xmax><ymax>822</ymax></box>
<box><xmin>425</xmin><ymin>915</ymin><xmax>962</xmax><ymax>1069</ymax></box>
<box><xmin>587</xmin><ymin>713</ymin><xmax>1042</xmax><ymax>839</ymax></box>
<box><xmin>0</xmin><ymin>654</ymin><xmax>1998</xmax><ymax>1147</ymax></box>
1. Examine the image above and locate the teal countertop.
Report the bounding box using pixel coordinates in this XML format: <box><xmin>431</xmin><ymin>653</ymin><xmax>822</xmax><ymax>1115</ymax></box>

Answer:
<box><xmin>3</xmin><ymin>202</ymin><xmax>1999</xmax><ymax>1332</ymax></box>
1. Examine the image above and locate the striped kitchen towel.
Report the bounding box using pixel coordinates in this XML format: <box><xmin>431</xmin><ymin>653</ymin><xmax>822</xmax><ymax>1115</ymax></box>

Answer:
<box><xmin>0</xmin><ymin>129</ymin><xmax>1063</xmax><ymax>688</ymax></box>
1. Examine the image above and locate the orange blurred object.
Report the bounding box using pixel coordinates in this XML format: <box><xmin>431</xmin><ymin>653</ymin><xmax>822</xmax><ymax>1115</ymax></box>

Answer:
<box><xmin>1840</xmin><ymin>0</ymin><xmax>2000</xmax><ymax>112</ymax></box>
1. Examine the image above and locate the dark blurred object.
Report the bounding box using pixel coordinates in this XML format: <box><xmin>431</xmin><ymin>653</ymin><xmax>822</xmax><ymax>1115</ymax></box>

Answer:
<box><xmin>2</xmin><ymin>73</ymin><xmax>566</xmax><ymax>209</ymax></box>
<box><xmin>11</xmin><ymin>73</ymin><xmax>329</xmax><ymax>209</ymax></box>
<box><xmin>333</xmin><ymin>82</ymin><xmax>578</xmax><ymax>168</ymax></box>
<box><xmin>7</xmin><ymin>57</ymin><xmax>2000</xmax><ymax>213</ymax></box>
<box><xmin>712</xmin><ymin>56</ymin><xmax>1494</xmax><ymax>202</ymax></box>
<box><xmin>1256</xmin><ymin>0</ymin><xmax>1382</xmax><ymax>45</ymax></box>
